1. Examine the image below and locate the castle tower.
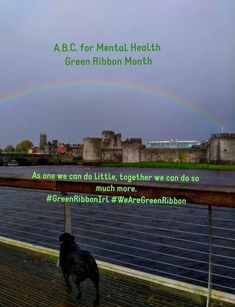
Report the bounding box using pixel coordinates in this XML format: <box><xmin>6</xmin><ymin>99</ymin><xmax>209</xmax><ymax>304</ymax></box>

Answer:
<box><xmin>207</xmin><ymin>133</ymin><xmax>235</xmax><ymax>164</ymax></box>
<box><xmin>101</xmin><ymin>130</ymin><xmax>115</xmax><ymax>148</ymax></box>
<box><xmin>83</xmin><ymin>138</ymin><xmax>102</xmax><ymax>163</ymax></box>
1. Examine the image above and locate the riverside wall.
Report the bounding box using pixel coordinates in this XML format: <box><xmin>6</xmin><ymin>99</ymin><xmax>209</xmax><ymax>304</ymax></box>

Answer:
<box><xmin>140</xmin><ymin>147</ymin><xmax>207</xmax><ymax>163</ymax></box>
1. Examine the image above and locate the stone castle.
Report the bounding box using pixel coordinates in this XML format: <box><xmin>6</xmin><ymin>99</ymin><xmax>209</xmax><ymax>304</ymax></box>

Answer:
<box><xmin>83</xmin><ymin>131</ymin><xmax>235</xmax><ymax>164</ymax></box>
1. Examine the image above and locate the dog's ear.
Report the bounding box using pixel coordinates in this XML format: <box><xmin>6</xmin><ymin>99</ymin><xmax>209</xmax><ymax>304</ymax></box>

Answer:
<box><xmin>59</xmin><ymin>233</ymin><xmax>64</xmax><ymax>242</ymax></box>
<box><xmin>59</xmin><ymin>232</ymin><xmax>70</xmax><ymax>242</ymax></box>
<box><xmin>59</xmin><ymin>232</ymin><xmax>75</xmax><ymax>242</ymax></box>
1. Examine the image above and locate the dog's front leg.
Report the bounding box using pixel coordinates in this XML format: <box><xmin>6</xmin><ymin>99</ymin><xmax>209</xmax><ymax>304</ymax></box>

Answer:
<box><xmin>90</xmin><ymin>274</ymin><xmax>100</xmax><ymax>306</ymax></box>
<box><xmin>62</xmin><ymin>269</ymin><xmax>72</xmax><ymax>293</ymax></box>
<box><xmin>75</xmin><ymin>278</ymin><xmax>82</xmax><ymax>300</ymax></box>
<box><xmin>93</xmin><ymin>279</ymin><xmax>100</xmax><ymax>306</ymax></box>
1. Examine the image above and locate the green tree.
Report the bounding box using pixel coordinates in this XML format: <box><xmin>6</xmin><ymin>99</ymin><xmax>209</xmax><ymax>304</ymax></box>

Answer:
<box><xmin>4</xmin><ymin>145</ymin><xmax>15</xmax><ymax>153</ymax></box>
<box><xmin>16</xmin><ymin>140</ymin><xmax>33</xmax><ymax>153</ymax></box>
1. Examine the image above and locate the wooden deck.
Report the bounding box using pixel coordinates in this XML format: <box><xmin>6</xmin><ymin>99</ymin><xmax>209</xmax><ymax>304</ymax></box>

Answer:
<box><xmin>1</xmin><ymin>243</ymin><xmax>233</xmax><ymax>307</ymax></box>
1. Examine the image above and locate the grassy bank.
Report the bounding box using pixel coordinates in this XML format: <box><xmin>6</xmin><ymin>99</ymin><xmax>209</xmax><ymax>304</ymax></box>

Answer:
<box><xmin>98</xmin><ymin>161</ymin><xmax>235</xmax><ymax>170</ymax></box>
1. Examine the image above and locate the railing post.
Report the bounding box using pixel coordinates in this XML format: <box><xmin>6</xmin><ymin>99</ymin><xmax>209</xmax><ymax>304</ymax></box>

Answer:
<box><xmin>206</xmin><ymin>205</ymin><xmax>212</xmax><ymax>307</ymax></box>
<box><xmin>62</xmin><ymin>192</ymin><xmax>72</xmax><ymax>233</ymax></box>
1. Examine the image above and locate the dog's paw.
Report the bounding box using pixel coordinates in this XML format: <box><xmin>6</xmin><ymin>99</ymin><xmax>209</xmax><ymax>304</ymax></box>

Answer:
<box><xmin>93</xmin><ymin>298</ymin><xmax>100</xmax><ymax>306</ymax></box>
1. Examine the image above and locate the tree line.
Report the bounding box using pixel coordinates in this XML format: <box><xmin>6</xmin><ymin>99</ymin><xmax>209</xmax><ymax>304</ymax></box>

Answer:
<box><xmin>0</xmin><ymin>140</ymin><xmax>34</xmax><ymax>153</ymax></box>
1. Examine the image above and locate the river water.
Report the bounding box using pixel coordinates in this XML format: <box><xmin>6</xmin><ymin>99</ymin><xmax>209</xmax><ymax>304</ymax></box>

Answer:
<box><xmin>0</xmin><ymin>165</ymin><xmax>235</xmax><ymax>294</ymax></box>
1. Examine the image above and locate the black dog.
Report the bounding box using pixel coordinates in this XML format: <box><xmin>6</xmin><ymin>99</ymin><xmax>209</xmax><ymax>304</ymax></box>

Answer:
<box><xmin>59</xmin><ymin>233</ymin><xmax>100</xmax><ymax>305</ymax></box>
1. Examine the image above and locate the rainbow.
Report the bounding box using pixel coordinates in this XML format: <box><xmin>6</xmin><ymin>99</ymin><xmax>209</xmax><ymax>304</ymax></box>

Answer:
<box><xmin>0</xmin><ymin>79</ymin><xmax>221</xmax><ymax>127</ymax></box>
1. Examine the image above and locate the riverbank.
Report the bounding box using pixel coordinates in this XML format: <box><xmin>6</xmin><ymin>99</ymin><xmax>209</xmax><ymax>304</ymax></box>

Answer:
<box><xmin>2</xmin><ymin>159</ymin><xmax>235</xmax><ymax>170</ymax></box>
<box><xmin>98</xmin><ymin>161</ymin><xmax>235</xmax><ymax>170</ymax></box>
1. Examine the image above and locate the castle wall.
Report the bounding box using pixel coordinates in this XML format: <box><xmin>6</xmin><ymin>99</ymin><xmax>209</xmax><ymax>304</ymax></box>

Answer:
<box><xmin>83</xmin><ymin>138</ymin><xmax>102</xmax><ymax>163</ymax></box>
<box><xmin>140</xmin><ymin>148</ymin><xmax>206</xmax><ymax>163</ymax></box>
<box><xmin>102</xmin><ymin>149</ymin><xmax>122</xmax><ymax>162</ymax></box>
<box><xmin>82</xmin><ymin>133</ymin><xmax>235</xmax><ymax>165</ymax></box>
<box><xmin>122</xmin><ymin>145</ymin><xmax>141</xmax><ymax>162</ymax></box>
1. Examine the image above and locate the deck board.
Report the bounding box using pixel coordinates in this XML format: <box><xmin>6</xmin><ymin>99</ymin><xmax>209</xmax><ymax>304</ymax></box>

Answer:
<box><xmin>0</xmin><ymin>243</ymin><xmax>233</xmax><ymax>307</ymax></box>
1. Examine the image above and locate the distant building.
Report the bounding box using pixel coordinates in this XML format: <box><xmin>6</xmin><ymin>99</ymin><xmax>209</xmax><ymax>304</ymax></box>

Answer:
<box><xmin>68</xmin><ymin>144</ymin><xmax>83</xmax><ymax>157</ymax></box>
<box><xmin>146</xmin><ymin>140</ymin><xmax>201</xmax><ymax>149</ymax></box>
<box><xmin>39</xmin><ymin>133</ymin><xmax>47</xmax><ymax>150</ymax></box>
<box><xmin>56</xmin><ymin>143</ymin><xmax>68</xmax><ymax>154</ymax></box>
<box><xmin>52</xmin><ymin>139</ymin><xmax>58</xmax><ymax>146</ymax></box>
<box><xmin>29</xmin><ymin>146</ymin><xmax>44</xmax><ymax>154</ymax></box>
<box><xmin>53</xmin><ymin>143</ymin><xmax>83</xmax><ymax>157</ymax></box>
<box><xmin>46</xmin><ymin>140</ymin><xmax>58</xmax><ymax>154</ymax></box>
<box><xmin>43</xmin><ymin>135</ymin><xmax>82</xmax><ymax>158</ymax></box>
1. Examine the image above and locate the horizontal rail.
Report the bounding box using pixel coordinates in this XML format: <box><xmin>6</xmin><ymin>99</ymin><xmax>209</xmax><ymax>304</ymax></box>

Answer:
<box><xmin>0</xmin><ymin>176</ymin><xmax>235</xmax><ymax>207</ymax></box>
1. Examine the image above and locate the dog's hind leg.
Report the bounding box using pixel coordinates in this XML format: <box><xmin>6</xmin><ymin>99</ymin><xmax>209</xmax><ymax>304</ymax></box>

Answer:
<box><xmin>62</xmin><ymin>270</ymin><xmax>72</xmax><ymax>293</ymax></box>
<box><xmin>75</xmin><ymin>278</ymin><xmax>82</xmax><ymax>300</ymax></box>
<box><xmin>85</xmin><ymin>252</ymin><xmax>100</xmax><ymax>305</ymax></box>
<box><xmin>90</xmin><ymin>274</ymin><xmax>100</xmax><ymax>306</ymax></box>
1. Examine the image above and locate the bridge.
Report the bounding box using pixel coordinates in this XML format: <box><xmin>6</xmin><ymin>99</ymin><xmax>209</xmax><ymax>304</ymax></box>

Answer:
<box><xmin>0</xmin><ymin>153</ymin><xmax>74</xmax><ymax>166</ymax></box>
<box><xmin>0</xmin><ymin>177</ymin><xmax>234</xmax><ymax>306</ymax></box>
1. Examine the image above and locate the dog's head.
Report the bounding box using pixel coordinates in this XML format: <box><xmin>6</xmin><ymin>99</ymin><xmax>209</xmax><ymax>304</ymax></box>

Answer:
<box><xmin>59</xmin><ymin>232</ymin><xmax>75</xmax><ymax>244</ymax></box>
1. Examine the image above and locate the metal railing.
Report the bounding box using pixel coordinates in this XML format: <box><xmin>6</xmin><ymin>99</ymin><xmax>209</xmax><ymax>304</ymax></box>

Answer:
<box><xmin>0</xmin><ymin>177</ymin><xmax>235</xmax><ymax>306</ymax></box>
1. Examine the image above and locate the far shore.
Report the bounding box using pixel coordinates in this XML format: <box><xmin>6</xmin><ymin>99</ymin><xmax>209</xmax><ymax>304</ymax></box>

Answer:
<box><xmin>96</xmin><ymin>161</ymin><xmax>235</xmax><ymax>170</ymax></box>
<box><xmin>1</xmin><ymin>158</ymin><xmax>235</xmax><ymax>170</ymax></box>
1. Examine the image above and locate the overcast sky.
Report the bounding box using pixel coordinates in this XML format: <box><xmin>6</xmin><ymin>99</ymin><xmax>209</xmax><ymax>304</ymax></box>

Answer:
<box><xmin>0</xmin><ymin>0</ymin><xmax>235</xmax><ymax>147</ymax></box>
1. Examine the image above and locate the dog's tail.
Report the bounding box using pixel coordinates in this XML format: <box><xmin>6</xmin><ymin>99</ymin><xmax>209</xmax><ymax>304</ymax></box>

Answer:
<box><xmin>83</xmin><ymin>251</ymin><xmax>99</xmax><ymax>277</ymax></box>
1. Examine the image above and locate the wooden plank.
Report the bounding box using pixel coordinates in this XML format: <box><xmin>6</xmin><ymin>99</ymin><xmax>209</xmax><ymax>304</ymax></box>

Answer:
<box><xmin>0</xmin><ymin>177</ymin><xmax>234</xmax><ymax>207</ymax></box>
<box><xmin>0</xmin><ymin>243</ymin><xmax>202</xmax><ymax>307</ymax></box>
<box><xmin>1</xmin><ymin>242</ymin><xmax>235</xmax><ymax>307</ymax></box>
<box><xmin>0</xmin><ymin>177</ymin><xmax>56</xmax><ymax>190</ymax></box>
